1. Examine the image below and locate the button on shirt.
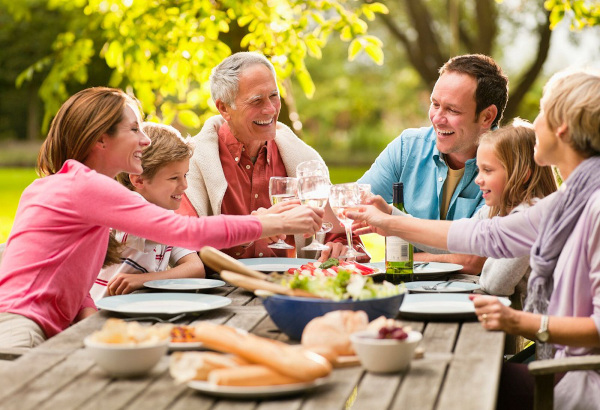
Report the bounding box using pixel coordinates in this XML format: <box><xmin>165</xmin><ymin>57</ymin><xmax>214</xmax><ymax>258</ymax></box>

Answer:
<box><xmin>358</xmin><ymin>126</ymin><xmax>484</xmax><ymax>221</ymax></box>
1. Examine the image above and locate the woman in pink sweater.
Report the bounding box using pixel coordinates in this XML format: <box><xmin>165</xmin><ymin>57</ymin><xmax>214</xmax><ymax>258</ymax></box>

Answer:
<box><xmin>0</xmin><ymin>87</ymin><xmax>323</xmax><ymax>348</ymax></box>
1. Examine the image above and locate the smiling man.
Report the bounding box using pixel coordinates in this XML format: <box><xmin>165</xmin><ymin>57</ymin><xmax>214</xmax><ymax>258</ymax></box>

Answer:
<box><xmin>178</xmin><ymin>52</ymin><xmax>350</xmax><ymax>260</ymax></box>
<box><xmin>358</xmin><ymin>54</ymin><xmax>509</xmax><ymax>273</ymax></box>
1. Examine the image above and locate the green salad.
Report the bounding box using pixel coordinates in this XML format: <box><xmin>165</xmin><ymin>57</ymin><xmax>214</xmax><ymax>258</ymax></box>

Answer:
<box><xmin>278</xmin><ymin>269</ymin><xmax>402</xmax><ymax>301</ymax></box>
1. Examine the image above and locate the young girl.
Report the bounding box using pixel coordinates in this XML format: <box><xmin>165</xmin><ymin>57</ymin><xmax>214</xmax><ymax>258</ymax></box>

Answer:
<box><xmin>473</xmin><ymin>121</ymin><xmax>556</xmax><ymax>310</ymax></box>
<box><xmin>91</xmin><ymin>123</ymin><xmax>205</xmax><ymax>301</ymax></box>
<box><xmin>0</xmin><ymin>87</ymin><xmax>323</xmax><ymax>349</ymax></box>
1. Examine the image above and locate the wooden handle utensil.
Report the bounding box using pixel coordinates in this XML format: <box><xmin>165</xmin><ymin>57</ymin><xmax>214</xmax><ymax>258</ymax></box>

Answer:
<box><xmin>220</xmin><ymin>271</ymin><xmax>321</xmax><ymax>299</ymax></box>
<box><xmin>200</xmin><ymin>246</ymin><xmax>268</xmax><ymax>280</ymax></box>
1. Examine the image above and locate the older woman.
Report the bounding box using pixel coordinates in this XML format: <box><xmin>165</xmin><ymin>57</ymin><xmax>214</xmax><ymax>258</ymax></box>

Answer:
<box><xmin>348</xmin><ymin>69</ymin><xmax>600</xmax><ymax>410</ymax></box>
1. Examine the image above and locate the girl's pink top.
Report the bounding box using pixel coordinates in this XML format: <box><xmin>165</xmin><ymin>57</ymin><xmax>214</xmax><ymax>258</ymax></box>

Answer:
<box><xmin>0</xmin><ymin>160</ymin><xmax>262</xmax><ymax>337</ymax></box>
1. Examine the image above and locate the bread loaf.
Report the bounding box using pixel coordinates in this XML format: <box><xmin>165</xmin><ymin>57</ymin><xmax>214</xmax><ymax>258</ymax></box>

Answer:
<box><xmin>301</xmin><ymin>310</ymin><xmax>369</xmax><ymax>355</ymax></box>
<box><xmin>208</xmin><ymin>364</ymin><xmax>303</xmax><ymax>386</ymax></box>
<box><xmin>192</xmin><ymin>322</ymin><xmax>332</xmax><ymax>382</ymax></box>
<box><xmin>169</xmin><ymin>352</ymin><xmax>247</xmax><ymax>383</ymax></box>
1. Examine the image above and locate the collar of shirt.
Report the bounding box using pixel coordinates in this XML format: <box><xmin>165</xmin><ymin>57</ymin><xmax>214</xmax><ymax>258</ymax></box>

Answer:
<box><xmin>220</xmin><ymin>122</ymin><xmax>275</xmax><ymax>166</ymax></box>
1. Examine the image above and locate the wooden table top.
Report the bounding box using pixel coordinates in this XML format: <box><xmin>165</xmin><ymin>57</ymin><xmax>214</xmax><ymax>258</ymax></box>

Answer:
<box><xmin>0</xmin><ymin>284</ymin><xmax>504</xmax><ymax>410</ymax></box>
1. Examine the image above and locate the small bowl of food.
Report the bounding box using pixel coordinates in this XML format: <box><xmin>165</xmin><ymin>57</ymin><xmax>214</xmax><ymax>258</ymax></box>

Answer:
<box><xmin>350</xmin><ymin>325</ymin><xmax>422</xmax><ymax>373</ymax></box>
<box><xmin>84</xmin><ymin>319</ymin><xmax>171</xmax><ymax>377</ymax></box>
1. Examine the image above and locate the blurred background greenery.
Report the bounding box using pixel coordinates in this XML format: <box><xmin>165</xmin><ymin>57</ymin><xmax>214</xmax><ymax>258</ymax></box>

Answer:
<box><xmin>0</xmin><ymin>0</ymin><xmax>598</xmax><ymax>249</ymax></box>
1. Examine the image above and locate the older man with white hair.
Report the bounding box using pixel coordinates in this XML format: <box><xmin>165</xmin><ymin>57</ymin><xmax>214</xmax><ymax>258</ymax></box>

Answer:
<box><xmin>178</xmin><ymin>52</ymin><xmax>360</xmax><ymax>260</ymax></box>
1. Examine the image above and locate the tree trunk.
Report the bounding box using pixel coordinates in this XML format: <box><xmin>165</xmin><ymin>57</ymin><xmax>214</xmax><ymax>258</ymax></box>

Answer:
<box><xmin>27</xmin><ymin>83</ymin><xmax>41</xmax><ymax>141</ymax></box>
<box><xmin>502</xmin><ymin>10</ymin><xmax>552</xmax><ymax>123</ymax></box>
<box><xmin>378</xmin><ymin>0</ymin><xmax>550</xmax><ymax>123</ymax></box>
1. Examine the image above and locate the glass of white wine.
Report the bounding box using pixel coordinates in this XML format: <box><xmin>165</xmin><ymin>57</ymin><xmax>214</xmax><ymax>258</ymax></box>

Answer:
<box><xmin>268</xmin><ymin>177</ymin><xmax>298</xmax><ymax>250</ymax></box>
<box><xmin>297</xmin><ymin>175</ymin><xmax>331</xmax><ymax>251</ymax></box>
<box><xmin>296</xmin><ymin>160</ymin><xmax>329</xmax><ymax>179</ymax></box>
<box><xmin>329</xmin><ymin>183</ymin><xmax>366</xmax><ymax>259</ymax></box>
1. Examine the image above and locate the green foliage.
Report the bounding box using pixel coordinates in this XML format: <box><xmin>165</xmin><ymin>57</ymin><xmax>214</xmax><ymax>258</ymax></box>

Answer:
<box><xmin>8</xmin><ymin>0</ymin><xmax>388</xmax><ymax>133</ymax></box>
<box><xmin>545</xmin><ymin>0</ymin><xmax>600</xmax><ymax>29</ymax></box>
<box><xmin>293</xmin><ymin>35</ymin><xmax>429</xmax><ymax>165</ymax></box>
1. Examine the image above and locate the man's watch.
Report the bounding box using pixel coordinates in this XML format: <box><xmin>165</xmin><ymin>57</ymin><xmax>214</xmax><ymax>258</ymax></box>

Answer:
<box><xmin>536</xmin><ymin>314</ymin><xmax>550</xmax><ymax>343</ymax></box>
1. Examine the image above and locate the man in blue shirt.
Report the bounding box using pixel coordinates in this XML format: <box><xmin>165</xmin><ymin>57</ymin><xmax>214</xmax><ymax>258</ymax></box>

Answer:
<box><xmin>359</xmin><ymin>54</ymin><xmax>509</xmax><ymax>273</ymax></box>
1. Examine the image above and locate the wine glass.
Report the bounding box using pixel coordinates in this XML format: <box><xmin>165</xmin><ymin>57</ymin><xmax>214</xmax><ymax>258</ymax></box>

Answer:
<box><xmin>297</xmin><ymin>175</ymin><xmax>331</xmax><ymax>251</ymax></box>
<box><xmin>296</xmin><ymin>160</ymin><xmax>333</xmax><ymax>246</ymax></box>
<box><xmin>357</xmin><ymin>183</ymin><xmax>372</xmax><ymax>204</ymax></box>
<box><xmin>329</xmin><ymin>183</ymin><xmax>366</xmax><ymax>259</ymax></box>
<box><xmin>296</xmin><ymin>160</ymin><xmax>329</xmax><ymax>179</ymax></box>
<box><xmin>268</xmin><ymin>177</ymin><xmax>298</xmax><ymax>250</ymax></box>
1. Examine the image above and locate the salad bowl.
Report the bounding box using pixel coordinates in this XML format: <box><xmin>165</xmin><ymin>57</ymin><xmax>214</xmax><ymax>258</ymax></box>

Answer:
<box><xmin>258</xmin><ymin>293</ymin><xmax>405</xmax><ymax>340</ymax></box>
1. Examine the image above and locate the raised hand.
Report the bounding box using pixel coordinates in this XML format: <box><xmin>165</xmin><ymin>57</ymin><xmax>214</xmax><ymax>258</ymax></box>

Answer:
<box><xmin>258</xmin><ymin>205</ymin><xmax>324</xmax><ymax>239</ymax></box>
<box><xmin>346</xmin><ymin>205</ymin><xmax>392</xmax><ymax>236</ymax></box>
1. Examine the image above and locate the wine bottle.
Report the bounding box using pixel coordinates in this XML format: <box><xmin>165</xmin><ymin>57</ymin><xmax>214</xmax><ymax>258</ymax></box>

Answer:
<box><xmin>385</xmin><ymin>182</ymin><xmax>414</xmax><ymax>284</ymax></box>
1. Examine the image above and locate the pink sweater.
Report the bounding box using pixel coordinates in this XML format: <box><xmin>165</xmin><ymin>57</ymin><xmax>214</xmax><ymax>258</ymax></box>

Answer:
<box><xmin>0</xmin><ymin>160</ymin><xmax>262</xmax><ymax>337</ymax></box>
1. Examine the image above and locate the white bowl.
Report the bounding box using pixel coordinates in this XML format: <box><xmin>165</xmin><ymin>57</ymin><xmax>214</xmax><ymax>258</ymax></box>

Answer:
<box><xmin>350</xmin><ymin>329</ymin><xmax>422</xmax><ymax>373</ymax></box>
<box><xmin>84</xmin><ymin>336</ymin><xmax>169</xmax><ymax>377</ymax></box>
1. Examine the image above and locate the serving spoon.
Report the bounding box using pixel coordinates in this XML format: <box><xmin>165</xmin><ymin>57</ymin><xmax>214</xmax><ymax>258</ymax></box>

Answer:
<box><xmin>220</xmin><ymin>270</ymin><xmax>322</xmax><ymax>299</ymax></box>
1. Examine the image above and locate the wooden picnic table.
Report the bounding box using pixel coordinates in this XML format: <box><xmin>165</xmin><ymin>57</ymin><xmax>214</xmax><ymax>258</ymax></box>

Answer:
<box><xmin>0</xmin><ymin>283</ymin><xmax>504</xmax><ymax>410</ymax></box>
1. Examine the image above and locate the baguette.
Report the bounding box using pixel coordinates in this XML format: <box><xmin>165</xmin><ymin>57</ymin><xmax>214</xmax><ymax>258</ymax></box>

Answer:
<box><xmin>208</xmin><ymin>364</ymin><xmax>303</xmax><ymax>386</ymax></box>
<box><xmin>169</xmin><ymin>352</ymin><xmax>247</xmax><ymax>384</ymax></box>
<box><xmin>192</xmin><ymin>323</ymin><xmax>331</xmax><ymax>382</ymax></box>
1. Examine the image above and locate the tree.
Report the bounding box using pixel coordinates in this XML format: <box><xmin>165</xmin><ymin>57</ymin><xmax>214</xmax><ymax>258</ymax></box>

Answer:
<box><xmin>9</xmin><ymin>0</ymin><xmax>388</xmax><ymax>133</ymax></box>
<box><xmin>546</xmin><ymin>0</ymin><xmax>600</xmax><ymax>29</ymax></box>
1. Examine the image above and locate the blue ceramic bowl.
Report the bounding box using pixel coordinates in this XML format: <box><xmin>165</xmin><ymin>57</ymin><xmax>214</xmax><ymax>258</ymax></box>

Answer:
<box><xmin>260</xmin><ymin>293</ymin><xmax>405</xmax><ymax>340</ymax></box>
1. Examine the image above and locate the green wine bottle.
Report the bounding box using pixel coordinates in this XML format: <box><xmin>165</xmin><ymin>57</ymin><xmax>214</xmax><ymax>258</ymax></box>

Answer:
<box><xmin>385</xmin><ymin>182</ymin><xmax>414</xmax><ymax>284</ymax></box>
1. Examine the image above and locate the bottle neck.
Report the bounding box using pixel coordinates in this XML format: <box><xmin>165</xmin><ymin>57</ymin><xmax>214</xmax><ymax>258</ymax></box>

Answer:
<box><xmin>393</xmin><ymin>184</ymin><xmax>405</xmax><ymax>212</ymax></box>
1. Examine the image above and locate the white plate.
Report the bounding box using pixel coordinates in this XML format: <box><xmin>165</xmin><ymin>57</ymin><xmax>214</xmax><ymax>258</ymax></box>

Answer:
<box><xmin>187</xmin><ymin>376</ymin><xmax>330</xmax><ymax>399</ymax></box>
<box><xmin>96</xmin><ymin>293</ymin><xmax>231</xmax><ymax>317</ymax></box>
<box><xmin>169</xmin><ymin>341</ymin><xmax>204</xmax><ymax>351</ymax></box>
<box><xmin>405</xmin><ymin>281</ymin><xmax>480</xmax><ymax>294</ymax></box>
<box><xmin>144</xmin><ymin>278</ymin><xmax>225</xmax><ymax>291</ymax></box>
<box><xmin>238</xmin><ymin>257</ymin><xmax>318</xmax><ymax>273</ymax></box>
<box><xmin>399</xmin><ymin>293</ymin><xmax>510</xmax><ymax>321</ymax></box>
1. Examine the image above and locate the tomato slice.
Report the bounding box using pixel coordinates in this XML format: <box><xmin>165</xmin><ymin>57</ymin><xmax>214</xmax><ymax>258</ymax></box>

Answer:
<box><xmin>340</xmin><ymin>261</ymin><xmax>375</xmax><ymax>275</ymax></box>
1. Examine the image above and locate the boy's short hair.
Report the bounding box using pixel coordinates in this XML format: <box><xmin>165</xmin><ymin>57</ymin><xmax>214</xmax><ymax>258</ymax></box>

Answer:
<box><xmin>117</xmin><ymin>122</ymin><xmax>193</xmax><ymax>190</ymax></box>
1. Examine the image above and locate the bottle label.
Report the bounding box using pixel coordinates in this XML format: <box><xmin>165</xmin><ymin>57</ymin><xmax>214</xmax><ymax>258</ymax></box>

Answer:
<box><xmin>386</xmin><ymin>236</ymin><xmax>410</xmax><ymax>262</ymax></box>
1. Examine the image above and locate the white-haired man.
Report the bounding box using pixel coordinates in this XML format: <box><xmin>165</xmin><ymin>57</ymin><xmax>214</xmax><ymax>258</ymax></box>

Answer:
<box><xmin>178</xmin><ymin>52</ymin><xmax>360</xmax><ymax>260</ymax></box>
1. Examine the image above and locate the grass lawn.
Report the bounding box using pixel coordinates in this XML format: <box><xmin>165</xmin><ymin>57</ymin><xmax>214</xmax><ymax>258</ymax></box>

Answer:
<box><xmin>0</xmin><ymin>165</ymin><xmax>385</xmax><ymax>261</ymax></box>
<box><xmin>0</xmin><ymin>168</ymin><xmax>38</xmax><ymax>243</ymax></box>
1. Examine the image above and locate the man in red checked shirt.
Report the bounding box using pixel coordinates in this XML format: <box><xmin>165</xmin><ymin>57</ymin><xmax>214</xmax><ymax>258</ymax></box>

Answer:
<box><xmin>177</xmin><ymin>52</ymin><xmax>367</xmax><ymax>262</ymax></box>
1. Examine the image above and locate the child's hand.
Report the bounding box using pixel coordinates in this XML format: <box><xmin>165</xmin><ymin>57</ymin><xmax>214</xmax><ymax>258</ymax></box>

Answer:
<box><xmin>107</xmin><ymin>273</ymin><xmax>147</xmax><ymax>296</ymax></box>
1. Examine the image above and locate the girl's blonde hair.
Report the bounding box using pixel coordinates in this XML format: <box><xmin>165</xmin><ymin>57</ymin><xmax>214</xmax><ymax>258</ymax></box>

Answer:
<box><xmin>479</xmin><ymin>120</ymin><xmax>557</xmax><ymax>217</ymax></box>
<box><xmin>542</xmin><ymin>69</ymin><xmax>600</xmax><ymax>157</ymax></box>
<box><xmin>37</xmin><ymin>87</ymin><xmax>141</xmax><ymax>176</ymax></box>
<box><xmin>116</xmin><ymin>122</ymin><xmax>193</xmax><ymax>190</ymax></box>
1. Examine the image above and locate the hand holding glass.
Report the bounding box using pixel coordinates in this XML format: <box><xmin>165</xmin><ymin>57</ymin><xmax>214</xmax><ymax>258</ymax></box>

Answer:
<box><xmin>268</xmin><ymin>177</ymin><xmax>298</xmax><ymax>250</ymax></box>
<box><xmin>297</xmin><ymin>175</ymin><xmax>331</xmax><ymax>251</ymax></box>
<box><xmin>329</xmin><ymin>183</ymin><xmax>366</xmax><ymax>259</ymax></box>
